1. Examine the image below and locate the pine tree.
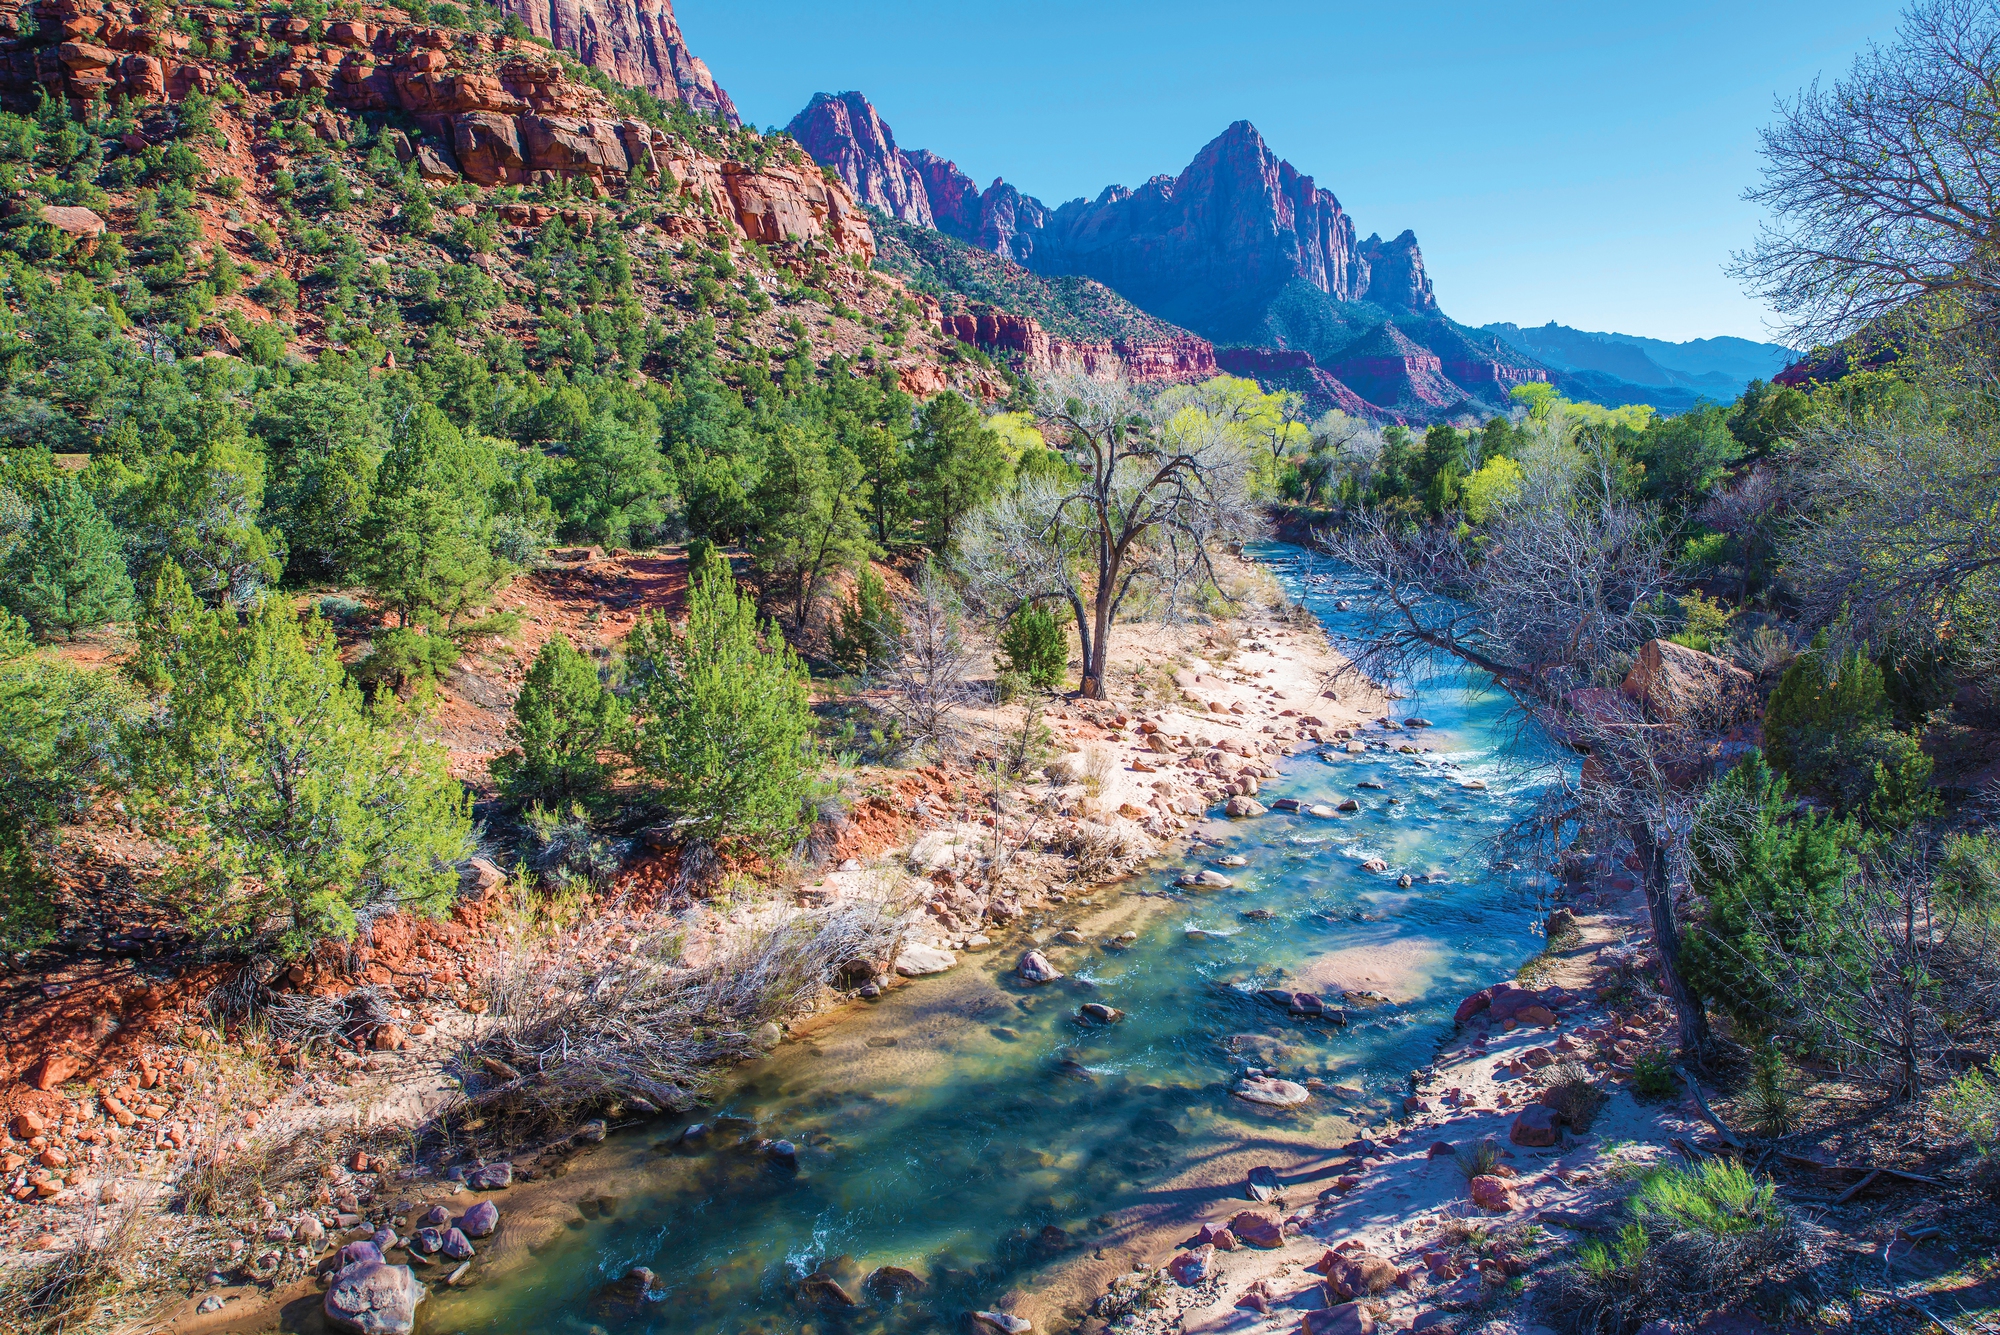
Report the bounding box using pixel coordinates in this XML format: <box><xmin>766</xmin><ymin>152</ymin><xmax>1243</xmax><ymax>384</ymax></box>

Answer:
<box><xmin>625</xmin><ymin>562</ymin><xmax>815</xmax><ymax>853</ymax></box>
<box><xmin>494</xmin><ymin>633</ymin><xmax>627</xmax><ymax>808</ymax></box>
<box><xmin>829</xmin><ymin>566</ymin><xmax>904</xmax><ymax>677</ymax></box>
<box><xmin>2</xmin><ymin>476</ymin><xmax>134</xmax><ymax>640</ymax></box>
<box><xmin>910</xmin><ymin>391</ymin><xmax>1009</xmax><ymax>553</ymax></box>
<box><xmin>130</xmin><ymin>598</ymin><xmax>471</xmax><ymax>956</ymax></box>
<box><xmin>361</xmin><ymin>404</ymin><xmax>501</xmax><ymax>628</ymax></box>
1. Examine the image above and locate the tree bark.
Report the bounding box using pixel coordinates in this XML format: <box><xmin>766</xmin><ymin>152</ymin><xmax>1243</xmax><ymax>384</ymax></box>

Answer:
<box><xmin>1629</xmin><ymin>818</ymin><xmax>1711</xmax><ymax>1058</ymax></box>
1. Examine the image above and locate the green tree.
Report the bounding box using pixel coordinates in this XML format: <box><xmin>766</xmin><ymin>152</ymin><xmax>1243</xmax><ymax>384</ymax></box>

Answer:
<box><xmin>361</xmin><ymin>404</ymin><xmax>503</xmax><ymax>628</ymax></box>
<box><xmin>252</xmin><ymin>379</ymin><xmax>383</xmax><ymax>582</ymax></box>
<box><xmin>0</xmin><ymin>613</ymin><xmax>131</xmax><ymax>953</ymax></box>
<box><xmin>998</xmin><ymin>604</ymin><xmax>1068</xmax><ymax>689</ymax></box>
<box><xmin>2</xmin><ymin>476</ymin><xmax>134</xmax><ymax>640</ymax></box>
<box><xmin>909</xmin><ymin>391</ymin><xmax>1009</xmax><ymax>553</ymax></box>
<box><xmin>625</xmin><ymin>562</ymin><xmax>814</xmax><ymax>854</ymax></box>
<box><xmin>829</xmin><ymin>565</ymin><xmax>904</xmax><ymax>676</ymax></box>
<box><xmin>129</xmin><ymin>597</ymin><xmax>470</xmax><ymax>956</ymax></box>
<box><xmin>552</xmin><ymin>409</ymin><xmax>669</xmax><ymax>547</ymax></box>
<box><xmin>1685</xmin><ymin>752</ymin><xmax>1863</xmax><ymax>1041</ymax></box>
<box><xmin>493</xmin><ymin>633</ymin><xmax>626</xmax><ymax>808</ymax></box>
<box><xmin>1764</xmin><ymin>632</ymin><xmax>1935</xmax><ymax>820</ymax></box>
<box><xmin>748</xmin><ymin>423</ymin><xmax>872</xmax><ymax>629</ymax></box>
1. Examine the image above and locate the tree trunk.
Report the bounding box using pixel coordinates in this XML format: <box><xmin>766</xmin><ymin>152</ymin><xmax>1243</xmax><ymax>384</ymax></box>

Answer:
<box><xmin>1629</xmin><ymin>819</ymin><xmax>1711</xmax><ymax>1058</ymax></box>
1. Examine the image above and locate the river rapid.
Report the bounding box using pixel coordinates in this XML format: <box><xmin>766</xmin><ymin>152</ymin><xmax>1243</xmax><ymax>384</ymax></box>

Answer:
<box><xmin>427</xmin><ymin>542</ymin><xmax>1561</xmax><ymax>1335</ymax></box>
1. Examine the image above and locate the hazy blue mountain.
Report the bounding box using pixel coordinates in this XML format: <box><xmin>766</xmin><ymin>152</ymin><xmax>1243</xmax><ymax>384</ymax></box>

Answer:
<box><xmin>1481</xmin><ymin>321</ymin><xmax>1796</xmax><ymax>409</ymax></box>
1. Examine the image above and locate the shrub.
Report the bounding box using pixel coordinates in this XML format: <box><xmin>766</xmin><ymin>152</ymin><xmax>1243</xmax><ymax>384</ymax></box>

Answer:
<box><xmin>350</xmin><ymin>626</ymin><xmax>460</xmax><ymax>694</ymax></box>
<box><xmin>625</xmin><ymin>562</ymin><xmax>815</xmax><ymax>855</ymax></box>
<box><xmin>1630</xmin><ymin>1050</ymin><xmax>1679</xmax><ymax>1099</ymax></box>
<box><xmin>999</xmin><ymin>604</ymin><xmax>1068</xmax><ymax>690</ymax></box>
<box><xmin>1763</xmin><ymin>632</ymin><xmax>1935</xmax><ymax>819</ymax></box>
<box><xmin>1737</xmin><ymin>1047</ymin><xmax>1801</xmax><ymax>1138</ymax></box>
<box><xmin>129</xmin><ymin>596</ymin><xmax>471</xmax><ymax>956</ymax></box>
<box><xmin>1543</xmin><ymin>1062</ymin><xmax>1605</xmax><ymax>1131</ymax></box>
<box><xmin>492</xmin><ymin>634</ymin><xmax>626</xmax><ymax>809</ymax></box>
<box><xmin>1</xmin><ymin>476</ymin><xmax>134</xmax><ymax>641</ymax></box>
<box><xmin>1541</xmin><ymin>1161</ymin><xmax>1802</xmax><ymax>1335</ymax></box>
<box><xmin>828</xmin><ymin>565</ymin><xmax>903</xmax><ymax>676</ymax></box>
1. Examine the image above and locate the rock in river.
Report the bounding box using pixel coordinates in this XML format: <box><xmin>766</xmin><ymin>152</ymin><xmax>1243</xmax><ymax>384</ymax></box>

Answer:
<box><xmin>456</xmin><ymin>1200</ymin><xmax>499</xmax><ymax>1238</ymax></box>
<box><xmin>1233</xmin><ymin>1075</ymin><xmax>1310</xmax><ymax>1107</ymax></box>
<box><xmin>971</xmin><ymin>1312</ymin><xmax>1032</xmax><ymax>1335</ymax></box>
<box><xmin>1179</xmin><ymin>868</ymin><xmax>1235</xmax><ymax>889</ymax></box>
<box><xmin>324</xmin><ymin>1261</ymin><xmax>427</xmax><ymax>1335</ymax></box>
<box><xmin>894</xmin><ymin>944</ymin><xmax>957</xmax><ymax>977</ymax></box>
<box><xmin>864</xmin><ymin>1265</ymin><xmax>928</xmax><ymax>1299</ymax></box>
<box><xmin>1018</xmin><ymin>951</ymin><xmax>1063</xmax><ymax>984</ymax></box>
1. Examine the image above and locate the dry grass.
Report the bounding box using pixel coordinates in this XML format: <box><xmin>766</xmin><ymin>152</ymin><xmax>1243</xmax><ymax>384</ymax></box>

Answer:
<box><xmin>1080</xmin><ymin>745</ymin><xmax>1115</xmax><ymax>795</ymax></box>
<box><xmin>173</xmin><ymin>1124</ymin><xmax>337</xmax><ymax>1218</ymax></box>
<box><xmin>1454</xmin><ymin>1136</ymin><xmax>1506</xmax><ymax>1180</ymax></box>
<box><xmin>1059</xmin><ymin>822</ymin><xmax>1148</xmax><ymax>884</ymax></box>
<box><xmin>466</xmin><ymin>898</ymin><xmax>910</xmax><ymax>1135</ymax></box>
<box><xmin>1544</xmin><ymin>1062</ymin><xmax>1607</xmax><ymax>1132</ymax></box>
<box><xmin>0</xmin><ymin>1205</ymin><xmax>145</xmax><ymax>1335</ymax></box>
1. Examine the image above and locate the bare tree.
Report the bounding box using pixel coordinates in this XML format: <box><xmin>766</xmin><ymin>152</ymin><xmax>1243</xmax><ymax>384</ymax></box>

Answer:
<box><xmin>1784</xmin><ymin>403</ymin><xmax>2000</xmax><ymax>679</ymax></box>
<box><xmin>1319</xmin><ymin>468</ymin><xmax>1733</xmax><ymax>1055</ymax></box>
<box><xmin>959</xmin><ymin>374</ymin><xmax>1260</xmax><ymax>699</ymax></box>
<box><xmin>1732</xmin><ymin>0</ymin><xmax>2000</xmax><ymax>346</ymax></box>
<box><xmin>878</xmin><ymin>561</ymin><xmax>980</xmax><ymax>760</ymax></box>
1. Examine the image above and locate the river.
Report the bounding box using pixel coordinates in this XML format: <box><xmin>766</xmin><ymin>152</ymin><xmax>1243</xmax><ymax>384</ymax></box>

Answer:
<box><xmin>425</xmin><ymin>541</ymin><xmax>1560</xmax><ymax>1335</ymax></box>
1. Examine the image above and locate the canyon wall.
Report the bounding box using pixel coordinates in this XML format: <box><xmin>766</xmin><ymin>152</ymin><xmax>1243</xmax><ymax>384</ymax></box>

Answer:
<box><xmin>497</xmin><ymin>0</ymin><xmax>737</xmax><ymax>125</ymax></box>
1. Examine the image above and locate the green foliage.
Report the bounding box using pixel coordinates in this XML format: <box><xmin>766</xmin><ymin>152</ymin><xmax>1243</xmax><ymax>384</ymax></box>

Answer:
<box><xmin>2</xmin><ymin>475</ymin><xmax>134</xmax><ymax>640</ymax></box>
<box><xmin>1629</xmin><ymin>1160</ymin><xmax>1784</xmax><ymax>1238</ymax></box>
<box><xmin>747</xmin><ymin>422</ymin><xmax>872</xmax><ymax>629</ymax></box>
<box><xmin>999</xmin><ymin>604</ymin><xmax>1068</xmax><ymax>690</ymax></box>
<box><xmin>350</xmin><ymin>626</ymin><xmax>461</xmax><ymax>694</ymax></box>
<box><xmin>1668</xmin><ymin>592</ymin><xmax>1731</xmax><ymax>654</ymax></box>
<box><xmin>829</xmin><ymin>565</ymin><xmax>904</xmax><ymax>676</ymax></box>
<box><xmin>1685</xmin><ymin>751</ymin><xmax>1863</xmax><ymax>1036</ymax></box>
<box><xmin>128</xmin><ymin>596</ymin><xmax>470</xmax><ymax>957</ymax></box>
<box><xmin>1630</xmin><ymin>1049</ymin><xmax>1680</xmax><ymax>1099</ymax></box>
<box><xmin>1764</xmin><ymin>633</ymin><xmax>1935</xmax><ymax>821</ymax></box>
<box><xmin>0</xmin><ymin>613</ymin><xmax>131</xmax><ymax>954</ymax></box>
<box><xmin>625</xmin><ymin>562</ymin><xmax>814</xmax><ymax>854</ymax></box>
<box><xmin>910</xmin><ymin>390</ymin><xmax>1009</xmax><ymax>552</ymax></box>
<box><xmin>1937</xmin><ymin>1060</ymin><xmax>1999</xmax><ymax>1156</ymax></box>
<box><xmin>252</xmin><ymin>379</ymin><xmax>383</xmax><ymax>581</ymax></box>
<box><xmin>360</xmin><ymin>404</ymin><xmax>506</xmax><ymax>628</ymax></box>
<box><xmin>493</xmin><ymin>632</ymin><xmax>626</xmax><ymax>809</ymax></box>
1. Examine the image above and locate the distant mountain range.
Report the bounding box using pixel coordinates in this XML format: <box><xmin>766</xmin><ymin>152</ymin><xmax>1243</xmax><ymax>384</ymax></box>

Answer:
<box><xmin>1482</xmin><ymin>323</ymin><xmax>1798</xmax><ymax>412</ymax></box>
<box><xmin>479</xmin><ymin>10</ymin><xmax>1798</xmax><ymax>421</ymax></box>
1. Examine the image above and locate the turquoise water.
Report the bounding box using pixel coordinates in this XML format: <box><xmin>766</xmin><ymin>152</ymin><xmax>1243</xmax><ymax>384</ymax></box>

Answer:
<box><xmin>433</xmin><ymin>542</ymin><xmax>1560</xmax><ymax>1335</ymax></box>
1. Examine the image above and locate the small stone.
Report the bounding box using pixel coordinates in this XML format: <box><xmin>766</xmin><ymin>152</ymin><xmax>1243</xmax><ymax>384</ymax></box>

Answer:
<box><xmin>198</xmin><ymin>1295</ymin><xmax>226</xmax><ymax>1314</ymax></box>
<box><xmin>754</xmin><ymin>1021</ymin><xmax>783</xmax><ymax>1048</ymax></box>
<box><xmin>1168</xmin><ymin>1243</ymin><xmax>1215</xmax><ymax>1285</ymax></box>
<box><xmin>464</xmin><ymin>1163</ymin><xmax>511</xmax><ymax>1190</ymax></box>
<box><xmin>1078</xmin><ymin>1003</ymin><xmax>1124</xmax><ymax>1024</ymax></box>
<box><xmin>575</xmin><ymin>1118</ymin><xmax>608</xmax><ymax>1144</ymax></box>
<box><xmin>1179</xmin><ymin>868</ymin><xmax>1235</xmax><ymax>889</ymax></box>
<box><xmin>438</xmin><ymin>1227</ymin><xmax>473</xmax><ymax>1261</ymax></box>
<box><xmin>1225</xmin><ymin>795</ymin><xmax>1267</xmax><ymax>817</ymax></box>
<box><xmin>865</xmin><ymin>1265</ymin><xmax>928</xmax><ymax>1299</ymax></box>
<box><xmin>1509</xmin><ymin>1105</ymin><xmax>1561</xmax><ymax>1147</ymax></box>
<box><xmin>456</xmin><ymin>1201</ymin><xmax>499</xmax><ymax>1238</ymax></box>
<box><xmin>1246</xmin><ymin>1165</ymin><xmax>1282</xmax><ymax>1201</ymax></box>
<box><xmin>1468</xmin><ymin>1175</ymin><xmax>1523</xmax><ymax>1212</ymax></box>
<box><xmin>767</xmin><ymin>1140</ymin><xmax>799</xmax><ymax>1171</ymax></box>
<box><xmin>1360</xmin><ymin>858</ymin><xmax>1389</xmax><ymax>873</ymax></box>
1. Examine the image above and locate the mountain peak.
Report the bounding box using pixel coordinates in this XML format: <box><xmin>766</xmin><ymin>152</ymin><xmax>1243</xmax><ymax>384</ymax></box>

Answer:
<box><xmin>785</xmin><ymin>90</ymin><xmax>933</xmax><ymax>227</ymax></box>
<box><xmin>498</xmin><ymin>0</ymin><xmax>738</xmax><ymax>125</ymax></box>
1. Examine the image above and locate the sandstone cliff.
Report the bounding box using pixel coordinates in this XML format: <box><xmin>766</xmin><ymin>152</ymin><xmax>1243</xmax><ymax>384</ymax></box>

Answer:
<box><xmin>939</xmin><ymin>306</ymin><xmax>1216</xmax><ymax>385</ymax></box>
<box><xmin>785</xmin><ymin>91</ymin><xmax>931</xmax><ymax>227</ymax></box>
<box><xmin>496</xmin><ymin>0</ymin><xmax>737</xmax><ymax>125</ymax></box>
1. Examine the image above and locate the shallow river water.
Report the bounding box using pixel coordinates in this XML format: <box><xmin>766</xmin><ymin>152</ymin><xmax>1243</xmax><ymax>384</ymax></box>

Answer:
<box><xmin>427</xmin><ymin>542</ymin><xmax>1560</xmax><ymax>1335</ymax></box>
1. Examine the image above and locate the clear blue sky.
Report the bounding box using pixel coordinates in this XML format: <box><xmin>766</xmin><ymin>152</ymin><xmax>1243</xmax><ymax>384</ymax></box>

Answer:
<box><xmin>677</xmin><ymin>0</ymin><xmax>1905</xmax><ymax>345</ymax></box>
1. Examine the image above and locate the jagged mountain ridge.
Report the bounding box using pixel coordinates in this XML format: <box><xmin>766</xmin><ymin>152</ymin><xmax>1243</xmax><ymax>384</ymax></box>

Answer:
<box><xmin>785</xmin><ymin>90</ymin><xmax>1545</xmax><ymax>422</ymax></box>
<box><xmin>496</xmin><ymin>0</ymin><xmax>738</xmax><ymax>125</ymax></box>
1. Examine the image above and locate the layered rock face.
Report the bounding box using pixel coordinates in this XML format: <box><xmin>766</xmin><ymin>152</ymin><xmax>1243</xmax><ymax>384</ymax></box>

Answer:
<box><xmin>785</xmin><ymin>92</ymin><xmax>932</xmax><ymax>226</ymax></box>
<box><xmin>5</xmin><ymin>0</ymin><xmax>870</xmax><ymax>262</ymax></box>
<box><xmin>938</xmin><ymin>307</ymin><xmax>1217</xmax><ymax>385</ymax></box>
<box><xmin>496</xmin><ymin>0</ymin><xmax>737</xmax><ymax>125</ymax></box>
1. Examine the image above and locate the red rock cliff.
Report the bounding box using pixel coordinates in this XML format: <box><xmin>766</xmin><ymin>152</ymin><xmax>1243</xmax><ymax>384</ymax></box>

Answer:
<box><xmin>496</xmin><ymin>0</ymin><xmax>736</xmax><ymax>125</ymax></box>
<box><xmin>784</xmin><ymin>91</ymin><xmax>931</xmax><ymax>226</ymax></box>
<box><xmin>939</xmin><ymin>307</ymin><xmax>1215</xmax><ymax>385</ymax></box>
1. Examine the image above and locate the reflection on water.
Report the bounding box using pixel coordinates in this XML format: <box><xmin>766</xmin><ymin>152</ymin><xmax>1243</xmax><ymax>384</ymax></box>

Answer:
<box><xmin>435</xmin><ymin>542</ymin><xmax>1559</xmax><ymax>1335</ymax></box>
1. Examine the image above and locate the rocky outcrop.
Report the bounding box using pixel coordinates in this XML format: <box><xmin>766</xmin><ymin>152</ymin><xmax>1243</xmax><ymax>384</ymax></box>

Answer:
<box><xmin>3</xmin><ymin>6</ymin><xmax>872</xmax><ymax>263</ymax></box>
<box><xmin>496</xmin><ymin>0</ymin><xmax>737</xmax><ymax>124</ymax></box>
<box><xmin>785</xmin><ymin>91</ymin><xmax>931</xmax><ymax>226</ymax></box>
<box><xmin>939</xmin><ymin>307</ymin><xmax>1215</xmax><ymax>385</ymax></box>
<box><xmin>907</xmin><ymin>148</ymin><xmax>981</xmax><ymax>239</ymax></box>
<box><xmin>1321</xmin><ymin>323</ymin><xmax>1463</xmax><ymax>411</ymax></box>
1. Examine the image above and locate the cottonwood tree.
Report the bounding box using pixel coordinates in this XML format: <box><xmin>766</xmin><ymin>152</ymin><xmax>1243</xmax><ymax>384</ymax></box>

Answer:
<box><xmin>1321</xmin><ymin>452</ymin><xmax>1727</xmax><ymax>1055</ymax></box>
<box><xmin>1733</xmin><ymin>0</ymin><xmax>2000</xmax><ymax>345</ymax></box>
<box><xmin>961</xmin><ymin>374</ymin><xmax>1258</xmax><ymax>699</ymax></box>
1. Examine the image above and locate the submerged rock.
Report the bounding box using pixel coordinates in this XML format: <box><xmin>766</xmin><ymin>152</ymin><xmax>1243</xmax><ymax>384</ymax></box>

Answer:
<box><xmin>1233</xmin><ymin>1076</ymin><xmax>1310</xmax><ymax>1108</ymax></box>
<box><xmin>864</xmin><ymin>1265</ymin><xmax>928</xmax><ymax>1299</ymax></box>
<box><xmin>1017</xmin><ymin>951</ymin><xmax>1063</xmax><ymax>984</ymax></box>
<box><xmin>971</xmin><ymin>1312</ymin><xmax>1032</xmax><ymax>1335</ymax></box>
<box><xmin>1179</xmin><ymin>867</ymin><xmax>1235</xmax><ymax>889</ymax></box>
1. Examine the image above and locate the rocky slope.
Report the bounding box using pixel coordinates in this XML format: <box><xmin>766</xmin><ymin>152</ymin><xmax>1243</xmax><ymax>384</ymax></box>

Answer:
<box><xmin>496</xmin><ymin>0</ymin><xmax>737</xmax><ymax>124</ymax></box>
<box><xmin>787</xmin><ymin>92</ymin><xmax>1546</xmax><ymax>421</ymax></box>
<box><xmin>0</xmin><ymin>0</ymin><xmax>1002</xmax><ymax>401</ymax></box>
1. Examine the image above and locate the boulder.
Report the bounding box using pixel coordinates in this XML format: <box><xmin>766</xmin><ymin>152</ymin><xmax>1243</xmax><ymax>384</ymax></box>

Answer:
<box><xmin>410</xmin><ymin>1227</ymin><xmax>442</xmax><ymax>1254</ymax></box>
<box><xmin>1509</xmin><ymin>1105</ymin><xmax>1561</xmax><ymax>1148</ymax></box>
<box><xmin>26</xmin><ymin>1053</ymin><xmax>76</xmax><ymax>1091</ymax></box>
<box><xmin>332</xmin><ymin>1241</ymin><xmax>383</xmax><ymax>1275</ymax></box>
<box><xmin>324</xmin><ymin>1261</ymin><xmax>427</xmax><ymax>1335</ymax></box>
<box><xmin>455</xmin><ymin>1201</ymin><xmax>498</xmax><ymax>1238</ymax></box>
<box><xmin>1017</xmin><ymin>951</ymin><xmax>1062</xmax><ymax>984</ymax></box>
<box><xmin>38</xmin><ymin>205</ymin><xmax>108</xmax><ymax>248</ymax></box>
<box><xmin>1180</xmin><ymin>868</ymin><xmax>1234</xmax><ymax>889</ymax></box>
<box><xmin>1234</xmin><ymin>1075</ymin><xmax>1310</xmax><ymax>1107</ymax></box>
<box><xmin>1468</xmin><ymin>1174</ymin><xmax>1523</xmax><ymax>1212</ymax></box>
<box><xmin>1620</xmin><ymin>638</ymin><xmax>1758</xmax><ymax>725</ymax></box>
<box><xmin>1168</xmin><ymin>1243</ymin><xmax>1215</xmax><ymax>1285</ymax></box>
<box><xmin>1228</xmin><ymin>1211</ymin><xmax>1286</xmax><ymax>1249</ymax></box>
<box><xmin>894</xmin><ymin>944</ymin><xmax>957</xmax><ymax>977</ymax></box>
<box><xmin>1225</xmin><ymin>795</ymin><xmax>1267</xmax><ymax>817</ymax></box>
<box><xmin>1078</xmin><ymin>1002</ymin><xmax>1123</xmax><ymax>1024</ymax></box>
<box><xmin>438</xmin><ymin>1227</ymin><xmax>473</xmax><ymax>1261</ymax></box>
<box><xmin>522</xmin><ymin>114</ymin><xmax>629</xmax><ymax>175</ymax></box>
<box><xmin>1196</xmin><ymin>1222</ymin><xmax>1239</xmax><ymax>1250</ymax></box>
<box><xmin>796</xmin><ymin>1271</ymin><xmax>859</xmax><ymax>1310</ymax></box>
<box><xmin>1323</xmin><ymin>1252</ymin><xmax>1398</xmax><ymax>1300</ymax></box>
<box><xmin>418</xmin><ymin>1206</ymin><xmax>453</xmax><ymax>1228</ymax></box>
<box><xmin>452</xmin><ymin>112</ymin><xmax>525</xmax><ymax>185</ymax></box>
<box><xmin>1360</xmin><ymin>858</ymin><xmax>1389</xmax><ymax>873</ymax></box>
<box><xmin>458</xmin><ymin>855</ymin><xmax>504</xmax><ymax>897</ymax></box>
<box><xmin>864</xmin><ymin>1265</ymin><xmax>927</xmax><ymax>1299</ymax></box>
